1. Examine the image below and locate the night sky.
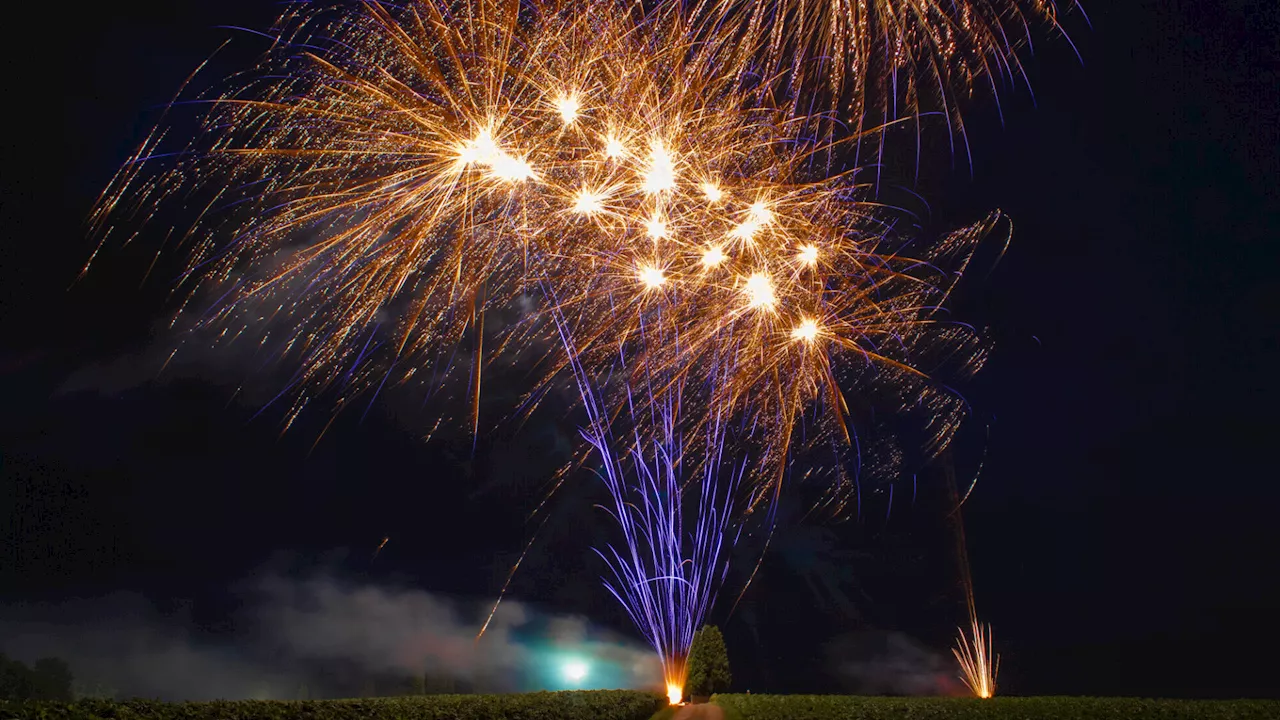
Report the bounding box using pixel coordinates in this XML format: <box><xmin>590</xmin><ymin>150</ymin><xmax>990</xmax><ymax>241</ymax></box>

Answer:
<box><xmin>3</xmin><ymin>0</ymin><xmax>1279</xmax><ymax>700</ymax></box>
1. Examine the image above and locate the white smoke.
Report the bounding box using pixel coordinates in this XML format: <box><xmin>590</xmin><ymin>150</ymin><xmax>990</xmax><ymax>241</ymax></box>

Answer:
<box><xmin>0</xmin><ymin>573</ymin><xmax>660</xmax><ymax>701</ymax></box>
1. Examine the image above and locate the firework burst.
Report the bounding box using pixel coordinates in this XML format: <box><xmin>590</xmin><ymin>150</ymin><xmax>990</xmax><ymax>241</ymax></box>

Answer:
<box><xmin>91</xmin><ymin>0</ymin><xmax>1013</xmax><ymax>689</ymax></box>
<box><xmin>558</xmin><ymin>325</ymin><xmax>744</xmax><ymax>702</ymax></box>
<box><xmin>91</xmin><ymin>0</ymin><xmax>997</xmax><ymax>502</ymax></box>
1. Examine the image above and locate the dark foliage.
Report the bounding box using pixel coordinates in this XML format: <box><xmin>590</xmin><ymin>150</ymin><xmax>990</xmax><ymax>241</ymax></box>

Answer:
<box><xmin>0</xmin><ymin>690</ymin><xmax>666</xmax><ymax>720</ymax></box>
<box><xmin>0</xmin><ymin>654</ymin><xmax>74</xmax><ymax>701</ymax></box>
<box><xmin>686</xmin><ymin>626</ymin><xmax>731</xmax><ymax>697</ymax></box>
<box><xmin>712</xmin><ymin>694</ymin><xmax>1280</xmax><ymax>720</ymax></box>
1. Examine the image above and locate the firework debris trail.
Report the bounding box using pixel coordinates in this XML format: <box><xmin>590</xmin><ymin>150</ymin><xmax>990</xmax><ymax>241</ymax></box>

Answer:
<box><xmin>90</xmin><ymin>0</ymin><xmax>1077</xmax><ymax>694</ymax></box>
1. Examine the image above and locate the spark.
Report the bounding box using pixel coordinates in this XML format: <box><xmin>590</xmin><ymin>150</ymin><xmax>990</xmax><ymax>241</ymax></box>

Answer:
<box><xmin>797</xmin><ymin>244</ymin><xmax>819</xmax><ymax>265</ymax></box>
<box><xmin>729</xmin><ymin>219</ymin><xmax>760</xmax><ymax>242</ymax></box>
<box><xmin>604</xmin><ymin>133</ymin><xmax>627</xmax><ymax>159</ymax></box>
<box><xmin>555</xmin><ymin>93</ymin><xmax>581</xmax><ymax>125</ymax></box>
<box><xmin>645</xmin><ymin>214</ymin><xmax>669</xmax><ymax>239</ymax></box>
<box><xmin>701</xmin><ymin>246</ymin><xmax>727</xmax><ymax>268</ymax></box>
<box><xmin>572</xmin><ymin>188</ymin><xmax>607</xmax><ymax>215</ymax></box>
<box><xmin>457</xmin><ymin>127</ymin><xmax>533</xmax><ymax>182</ymax></box>
<box><xmin>456</xmin><ymin>127</ymin><xmax>498</xmax><ymax>167</ymax></box>
<box><xmin>638</xmin><ymin>265</ymin><xmax>667</xmax><ymax>289</ymax></box>
<box><xmin>701</xmin><ymin>182</ymin><xmax>723</xmax><ymax>203</ymax></box>
<box><xmin>743</xmin><ymin>272</ymin><xmax>776</xmax><ymax>310</ymax></box>
<box><xmin>791</xmin><ymin>318</ymin><xmax>819</xmax><ymax>342</ymax></box>
<box><xmin>954</xmin><ymin>617</ymin><xmax>999</xmax><ymax>698</ymax></box>
<box><xmin>643</xmin><ymin>140</ymin><xmax>676</xmax><ymax>194</ymax></box>
<box><xmin>488</xmin><ymin>152</ymin><xmax>535</xmax><ymax>183</ymax></box>
<box><xmin>748</xmin><ymin>201</ymin><xmax>773</xmax><ymax>225</ymax></box>
<box><xmin>729</xmin><ymin>202</ymin><xmax>773</xmax><ymax>242</ymax></box>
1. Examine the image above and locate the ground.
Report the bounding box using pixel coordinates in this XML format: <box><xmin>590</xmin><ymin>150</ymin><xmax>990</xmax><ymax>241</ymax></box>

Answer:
<box><xmin>668</xmin><ymin>703</ymin><xmax>725</xmax><ymax>720</ymax></box>
<box><xmin>650</xmin><ymin>702</ymin><xmax>721</xmax><ymax>717</ymax></box>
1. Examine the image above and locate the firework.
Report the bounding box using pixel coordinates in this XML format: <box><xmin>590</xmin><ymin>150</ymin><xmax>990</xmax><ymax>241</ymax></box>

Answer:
<box><xmin>558</xmin><ymin>322</ymin><xmax>743</xmax><ymax>702</ymax></box>
<box><xmin>91</xmin><ymin>0</ymin><xmax>995</xmax><ymax>503</ymax></box>
<box><xmin>954</xmin><ymin>615</ymin><xmax>999</xmax><ymax>698</ymax></box>
<box><xmin>685</xmin><ymin>0</ymin><xmax>1081</xmax><ymax>141</ymax></box>
<box><xmin>91</xmin><ymin>0</ymin><xmax>1009</xmax><ymax>689</ymax></box>
<box><xmin>946</xmin><ymin>454</ymin><xmax>998</xmax><ymax>698</ymax></box>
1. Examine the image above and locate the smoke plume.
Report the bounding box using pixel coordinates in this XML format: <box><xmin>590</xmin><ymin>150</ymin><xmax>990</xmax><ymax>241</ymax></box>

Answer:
<box><xmin>0</xmin><ymin>573</ymin><xmax>660</xmax><ymax>701</ymax></box>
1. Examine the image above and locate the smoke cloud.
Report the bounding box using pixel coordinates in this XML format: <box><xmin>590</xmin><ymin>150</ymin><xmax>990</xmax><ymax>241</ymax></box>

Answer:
<box><xmin>0</xmin><ymin>573</ymin><xmax>660</xmax><ymax>701</ymax></box>
<box><xmin>825</xmin><ymin>630</ymin><xmax>966</xmax><ymax>696</ymax></box>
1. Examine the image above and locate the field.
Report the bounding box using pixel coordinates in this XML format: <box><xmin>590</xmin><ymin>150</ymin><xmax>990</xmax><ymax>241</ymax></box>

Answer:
<box><xmin>0</xmin><ymin>690</ymin><xmax>665</xmax><ymax>720</ymax></box>
<box><xmin>3</xmin><ymin>692</ymin><xmax>1279</xmax><ymax>720</ymax></box>
<box><xmin>712</xmin><ymin>694</ymin><xmax>1280</xmax><ymax>720</ymax></box>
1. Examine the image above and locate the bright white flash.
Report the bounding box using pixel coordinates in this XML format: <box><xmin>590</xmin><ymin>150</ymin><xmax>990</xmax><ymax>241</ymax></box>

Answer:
<box><xmin>562</xmin><ymin>661</ymin><xmax>589</xmax><ymax>683</ymax></box>
<box><xmin>797</xmin><ymin>244</ymin><xmax>820</xmax><ymax>265</ymax></box>
<box><xmin>639</xmin><ymin>265</ymin><xmax>666</xmax><ymax>289</ymax></box>
<box><xmin>730</xmin><ymin>221</ymin><xmax>758</xmax><ymax>241</ymax></box>
<box><xmin>744</xmin><ymin>272</ymin><xmax>776</xmax><ymax>309</ymax></box>
<box><xmin>605</xmin><ymin>134</ymin><xmax>627</xmax><ymax>159</ymax></box>
<box><xmin>556</xmin><ymin>94</ymin><xmax>581</xmax><ymax>125</ymax></box>
<box><xmin>730</xmin><ymin>202</ymin><xmax>773</xmax><ymax>242</ymax></box>
<box><xmin>488</xmin><ymin>153</ymin><xmax>535</xmax><ymax>183</ymax></box>
<box><xmin>701</xmin><ymin>246</ymin><xmax>726</xmax><ymax>268</ymax></box>
<box><xmin>458</xmin><ymin>127</ymin><xmax>533</xmax><ymax>183</ymax></box>
<box><xmin>643</xmin><ymin>140</ymin><xmax>676</xmax><ymax>193</ymax></box>
<box><xmin>748</xmin><ymin>201</ymin><xmax>773</xmax><ymax>224</ymax></box>
<box><xmin>791</xmin><ymin>318</ymin><xmax>819</xmax><ymax>342</ymax></box>
<box><xmin>701</xmin><ymin>182</ymin><xmax>723</xmax><ymax>203</ymax></box>
<box><xmin>573</xmin><ymin>188</ymin><xmax>607</xmax><ymax>215</ymax></box>
<box><xmin>457</xmin><ymin>129</ymin><xmax>495</xmax><ymax>167</ymax></box>
<box><xmin>645</xmin><ymin>215</ymin><xmax>669</xmax><ymax>239</ymax></box>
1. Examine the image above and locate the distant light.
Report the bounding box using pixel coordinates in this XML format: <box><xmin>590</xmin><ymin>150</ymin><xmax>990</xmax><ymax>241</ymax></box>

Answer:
<box><xmin>791</xmin><ymin>318</ymin><xmax>819</xmax><ymax>342</ymax></box>
<box><xmin>701</xmin><ymin>246</ymin><xmax>727</xmax><ymax>268</ymax></box>
<box><xmin>555</xmin><ymin>94</ymin><xmax>581</xmax><ymax>125</ymax></box>
<box><xmin>701</xmin><ymin>182</ymin><xmax>723</xmax><ymax>203</ymax></box>
<box><xmin>562</xmin><ymin>660</ymin><xmax>589</xmax><ymax>683</ymax></box>
<box><xmin>744</xmin><ymin>272</ymin><xmax>776</xmax><ymax>309</ymax></box>
<box><xmin>639</xmin><ymin>265</ymin><xmax>666</xmax><ymax>289</ymax></box>
<box><xmin>797</xmin><ymin>244</ymin><xmax>819</xmax><ymax>265</ymax></box>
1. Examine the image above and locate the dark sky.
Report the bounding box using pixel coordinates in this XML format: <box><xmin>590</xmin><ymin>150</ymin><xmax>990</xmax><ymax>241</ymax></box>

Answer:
<box><xmin>3</xmin><ymin>0</ymin><xmax>1279</xmax><ymax>700</ymax></box>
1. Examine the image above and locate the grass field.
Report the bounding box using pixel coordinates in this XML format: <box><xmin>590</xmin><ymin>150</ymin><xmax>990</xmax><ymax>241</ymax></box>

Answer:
<box><xmin>0</xmin><ymin>690</ymin><xmax>666</xmax><ymax>720</ymax></box>
<box><xmin>712</xmin><ymin>694</ymin><xmax>1280</xmax><ymax>720</ymax></box>
<box><xmin>4</xmin><ymin>691</ymin><xmax>1279</xmax><ymax>720</ymax></box>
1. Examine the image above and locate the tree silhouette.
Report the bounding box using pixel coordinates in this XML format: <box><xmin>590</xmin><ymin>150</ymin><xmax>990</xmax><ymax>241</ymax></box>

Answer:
<box><xmin>0</xmin><ymin>653</ymin><xmax>74</xmax><ymax>700</ymax></box>
<box><xmin>686</xmin><ymin>625</ymin><xmax>731</xmax><ymax>698</ymax></box>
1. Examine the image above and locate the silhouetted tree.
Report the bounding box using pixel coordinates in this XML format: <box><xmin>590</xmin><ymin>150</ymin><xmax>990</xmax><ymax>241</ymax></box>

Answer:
<box><xmin>0</xmin><ymin>653</ymin><xmax>74</xmax><ymax>700</ymax></box>
<box><xmin>686</xmin><ymin>625</ymin><xmax>731</xmax><ymax>698</ymax></box>
<box><xmin>32</xmin><ymin>658</ymin><xmax>73</xmax><ymax>701</ymax></box>
<box><xmin>0</xmin><ymin>653</ymin><xmax>34</xmax><ymax>700</ymax></box>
